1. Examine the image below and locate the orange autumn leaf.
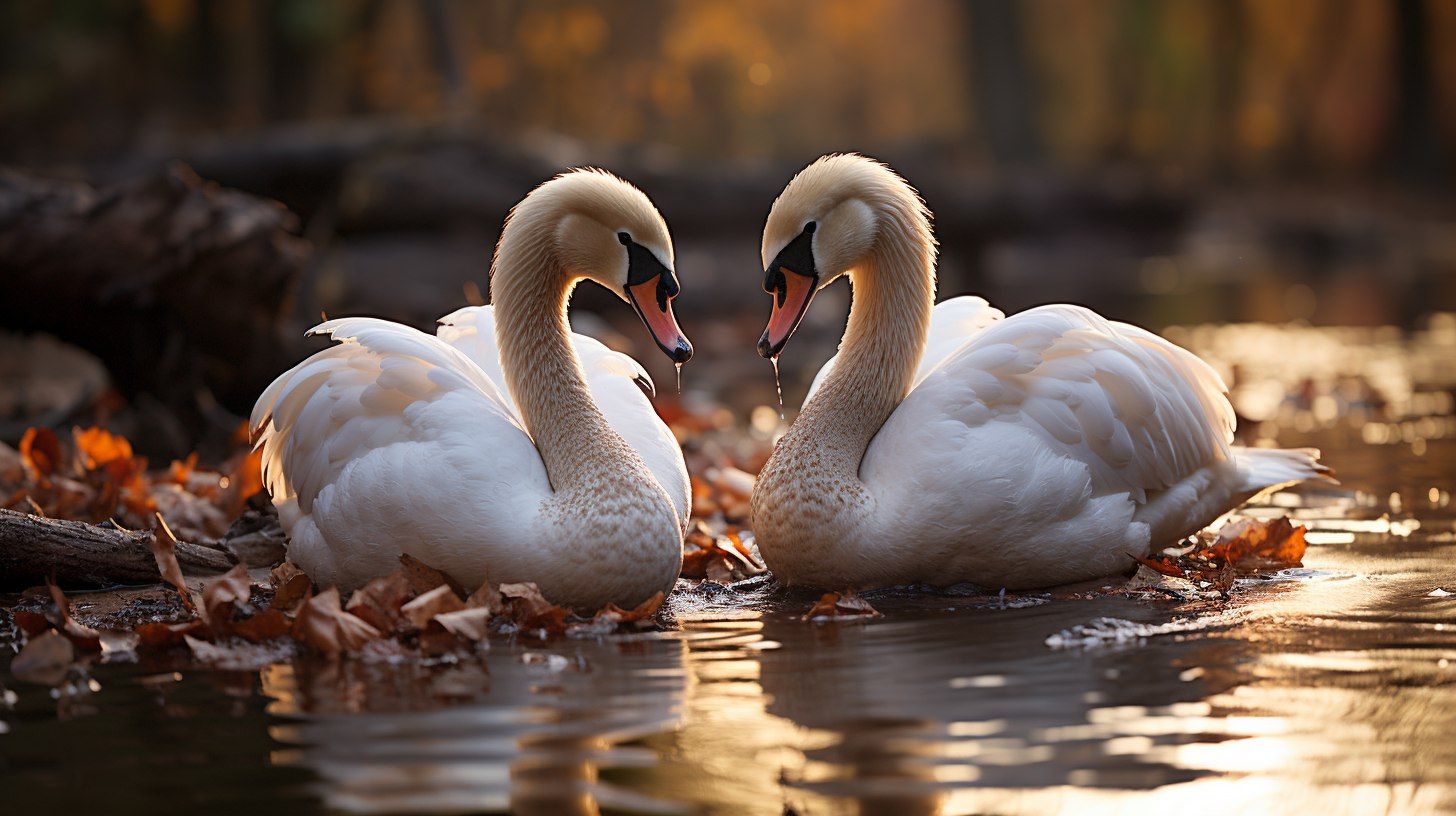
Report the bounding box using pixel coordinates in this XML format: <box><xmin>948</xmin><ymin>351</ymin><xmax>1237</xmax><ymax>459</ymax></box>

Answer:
<box><xmin>803</xmin><ymin>591</ymin><xmax>882</xmax><ymax>622</ymax></box>
<box><xmin>19</xmin><ymin>427</ymin><xmax>62</xmax><ymax>481</ymax></box>
<box><xmin>73</xmin><ymin>426</ymin><xmax>133</xmax><ymax>471</ymax></box>
<box><xmin>223</xmin><ymin>447</ymin><xmax>264</xmax><ymax>516</ymax></box>
<box><xmin>1131</xmin><ymin>554</ymin><xmax>1187</xmax><ymax>577</ymax></box>
<box><xmin>1198</xmin><ymin>517</ymin><xmax>1308</xmax><ymax>568</ymax></box>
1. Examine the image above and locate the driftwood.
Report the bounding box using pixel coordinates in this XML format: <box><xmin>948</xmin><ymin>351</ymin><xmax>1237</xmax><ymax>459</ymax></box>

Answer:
<box><xmin>0</xmin><ymin>164</ymin><xmax>311</xmax><ymax>421</ymax></box>
<box><xmin>0</xmin><ymin>508</ymin><xmax>234</xmax><ymax>589</ymax></box>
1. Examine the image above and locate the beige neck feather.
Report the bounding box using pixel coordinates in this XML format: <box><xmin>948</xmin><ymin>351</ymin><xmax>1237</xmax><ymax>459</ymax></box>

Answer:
<box><xmin>783</xmin><ymin>203</ymin><xmax>936</xmax><ymax>480</ymax></box>
<box><xmin>489</xmin><ymin>206</ymin><xmax>638</xmax><ymax>493</ymax></box>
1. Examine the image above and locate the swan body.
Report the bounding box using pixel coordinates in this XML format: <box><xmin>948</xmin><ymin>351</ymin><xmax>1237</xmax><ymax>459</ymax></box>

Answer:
<box><xmin>751</xmin><ymin>154</ymin><xmax>1331</xmax><ymax>590</ymax></box>
<box><xmin>252</xmin><ymin>170</ymin><xmax>691</xmax><ymax>608</ymax></box>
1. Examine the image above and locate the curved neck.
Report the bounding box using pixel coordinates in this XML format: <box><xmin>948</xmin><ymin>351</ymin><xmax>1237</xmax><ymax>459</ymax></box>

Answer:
<box><xmin>791</xmin><ymin>209</ymin><xmax>935</xmax><ymax>477</ymax></box>
<box><xmin>491</xmin><ymin>224</ymin><xmax>621</xmax><ymax>490</ymax></box>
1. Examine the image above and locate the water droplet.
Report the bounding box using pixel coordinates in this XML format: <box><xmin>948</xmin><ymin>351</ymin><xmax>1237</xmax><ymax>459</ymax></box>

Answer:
<box><xmin>674</xmin><ymin>362</ymin><xmax>682</xmax><ymax>395</ymax></box>
<box><xmin>769</xmin><ymin>356</ymin><xmax>784</xmax><ymax>420</ymax></box>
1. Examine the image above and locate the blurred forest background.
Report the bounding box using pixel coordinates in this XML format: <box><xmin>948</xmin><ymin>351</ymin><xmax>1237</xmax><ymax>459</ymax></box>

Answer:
<box><xmin>2</xmin><ymin>0</ymin><xmax>1455</xmax><ymax>456</ymax></box>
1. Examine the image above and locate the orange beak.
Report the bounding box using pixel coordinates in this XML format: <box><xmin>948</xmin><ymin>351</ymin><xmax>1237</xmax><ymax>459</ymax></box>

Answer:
<box><xmin>627</xmin><ymin>278</ymin><xmax>693</xmax><ymax>364</ymax></box>
<box><xmin>757</xmin><ymin>267</ymin><xmax>817</xmax><ymax>359</ymax></box>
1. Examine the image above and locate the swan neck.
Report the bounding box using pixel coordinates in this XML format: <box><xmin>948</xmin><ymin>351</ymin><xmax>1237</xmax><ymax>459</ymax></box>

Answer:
<box><xmin>798</xmin><ymin>214</ymin><xmax>934</xmax><ymax>474</ymax></box>
<box><xmin>491</xmin><ymin>230</ymin><xmax>617</xmax><ymax>490</ymax></box>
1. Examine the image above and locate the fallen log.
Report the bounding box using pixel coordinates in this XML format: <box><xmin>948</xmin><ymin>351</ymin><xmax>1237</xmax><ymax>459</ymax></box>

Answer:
<box><xmin>0</xmin><ymin>164</ymin><xmax>311</xmax><ymax>428</ymax></box>
<box><xmin>0</xmin><ymin>508</ymin><xmax>234</xmax><ymax>589</ymax></box>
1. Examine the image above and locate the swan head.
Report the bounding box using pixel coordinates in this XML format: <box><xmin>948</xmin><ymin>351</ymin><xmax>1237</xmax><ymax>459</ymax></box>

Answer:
<box><xmin>756</xmin><ymin>153</ymin><xmax>925</xmax><ymax>358</ymax></box>
<box><xmin>504</xmin><ymin>168</ymin><xmax>692</xmax><ymax>364</ymax></box>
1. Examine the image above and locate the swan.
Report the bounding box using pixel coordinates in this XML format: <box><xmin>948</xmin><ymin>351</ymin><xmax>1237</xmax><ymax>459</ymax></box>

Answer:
<box><xmin>750</xmin><ymin>154</ymin><xmax>1332</xmax><ymax>590</ymax></box>
<box><xmin>250</xmin><ymin>169</ymin><xmax>693</xmax><ymax>609</ymax></box>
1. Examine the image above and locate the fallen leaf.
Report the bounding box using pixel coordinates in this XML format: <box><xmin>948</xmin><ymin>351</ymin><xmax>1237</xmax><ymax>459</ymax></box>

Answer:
<box><xmin>268</xmin><ymin>564</ymin><xmax>313</xmax><ymax>613</ymax></box>
<box><xmin>46</xmin><ymin>580</ymin><xmax>101</xmax><ymax>650</ymax></box>
<box><xmin>344</xmin><ymin>571</ymin><xmax>411</xmax><ymax>633</ymax></box>
<box><xmin>592</xmin><ymin>591</ymin><xmax>664</xmax><ymax>628</ymax></box>
<box><xmin>466</xmin><ymin>580</ymin><xmax>502</xmax><ymax>615</ymax></box>
<box><xmin>1130</xmin><ymin>554</ymin><xmax>1186</xmax><ymax>578</ymax></box>
<box><xmin>201</xmin><ymin>564</ymin><xmax>253</xmax><ymax>633</ymax></box>
<box><xmin>291</xmin><ymin>588</ymin><xmax>382</xmax><ymax>657</ymax></box>
<box><xmin>400</xmin><ymin>584</ymin><xmax>465</xmax><ymax>630</ymax></box>
<box><xmin>398</xmin><ymin>553</ymin><xmax>465</xmax><ymax>597</ymax></box>
<box><xmin>221</xmin><ymin>447</ymin><xmax>264</xmax><ymax>517</ymax></box>
<box><xmin>1199</xmin><ymin>517</ymin><xmax>1308</xmax><ymax>568</ymax></box>
<box><xmin>499</xmin><ymin>582</ymin><xmax>569</xmax><ymax>636</ymax></box>
<box><xmin>12</xmin><ymin>609</ymin><xmax>50</xmax><ymax>637</ymax></box>
<box><xmin>149</xmin><ymin>513</ymin><xmax>196</xmax><ymax>612</ymax></box>
<box><xmin>803</xmin><ymin>591</ymin><xmax>882</xmax><ymax>622</ymax></box>
<box><xmin>136</xmin><ymin>620</ymin><xmax>207</xmax><ymax>650</ymax></box>
<box><xmin>11</xmin><ymin>630</ymin><xmax>74</xmax><ymax>686</ymax></box>
<box><xmin>229</xmin><ymin>608</ymin><xmax>291</xmax><ymax>643</ymax></box>
<box><xmin>18</xmin><ymin>427</ymin><xmax>62</xmax><ymax>482</ymax></box>
<box><xmin>434</xmin><ymin>607</ymin><xmax>491</xmax><ymax>642</ymax></box>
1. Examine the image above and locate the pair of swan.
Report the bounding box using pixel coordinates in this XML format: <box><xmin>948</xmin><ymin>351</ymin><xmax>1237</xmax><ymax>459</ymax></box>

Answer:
<box><xmin>252</xmin><ymin>155</ymin><xmax>1329</xmax><ymax>609</ymax></box>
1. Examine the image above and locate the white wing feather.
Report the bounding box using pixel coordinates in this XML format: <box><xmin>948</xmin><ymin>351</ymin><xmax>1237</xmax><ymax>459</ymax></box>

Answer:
<box><xmin>436</xmin><ymin>306</ymin><xmax>689</xmax><ymax>526</ymax></box>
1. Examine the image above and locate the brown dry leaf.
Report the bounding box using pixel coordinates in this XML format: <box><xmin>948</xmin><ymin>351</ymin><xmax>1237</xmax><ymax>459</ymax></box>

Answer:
<box><xmin>803</xmin><ymin>591</ymin><xmax>882</xmax><ymax>622</ymax></box>
<box><xmin>136</xmin><ymin>620</ymin><xmax>208</xmax><ymax>650</ymax></box>
<box><xmin>149</xmin><ymin>513</ymin><xmax>196</xmax><ymax>611</ymax></box>
<box><xmin>269</xmin><ymin>563</ymin><xmax>312</xmax><ymax>613</ymax></box>
<box><xmin>1199</xmin><ymin>517</ymin><xmax>1308</xmax><ymax>568</ymax></box>
<box><xmin>291</xmin><ymin>588</ymin><xmax>383</xmax><ymax>657</ymax></box>
<box><xmin>18</xmin><ymin>427</ymin><xmax>62</xmax><ymax>482</ymax></box>
<box><xmin>46</xmin><ymin>580</ymin><xmax>101</xmax><ymax>650</ymax></box>
<box><xmin>434</xmin><ymin>607</ymin><xmax>491</xmax><ymax>642</ymax></box>
<box><xmin>398</xmin><ymin>553</ymin><xmax>465</xmax><ymax>597</ymax></box>
<box><xmin>466</xmin><ymin>581</ymin><xmax>502</xmax><ymax>615</ymax></box>
<box><xmin>230</xmin><ymin>608</ymin><xmax>291</xmax><ymax>643</ymax></box>
<box><xmin>201</xmin><ymin>564</ymin><xmax>252</xmax><ymax>633</ymax></box>
<box><xmin>593</xmin><ymin>591</ymin><xmax>664</xmax><ymax>628</ymax></box>
<box><xmin>344</xmin><ymin>571</ymin><xmax>411</xmax><ymax>633</ymax></box>
<box><xmin>12</xmin><ymin>609</ymin><xmax>50</xmax><ymax>637</ymax></box>
<box><xmin>499</xmin><ymin>582</ymin><xmax>569</xmax><ymax>636</ymax></box>
<box><xmin>400</xmin><ymin>584</ymin><xmax>465</xmax><ymax>631</ymax></box>
<box><xmin>11</xmin><ymin>630</ymin><xmax>75</xmax><ymax>686</ymax></box>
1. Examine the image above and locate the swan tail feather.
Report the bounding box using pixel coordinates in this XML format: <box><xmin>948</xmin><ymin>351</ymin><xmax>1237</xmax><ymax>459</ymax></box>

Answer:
<box><xmin>1233</xmin><ymin>446</ymin><xmax>1336</xmax><ymax>497</ymax></box>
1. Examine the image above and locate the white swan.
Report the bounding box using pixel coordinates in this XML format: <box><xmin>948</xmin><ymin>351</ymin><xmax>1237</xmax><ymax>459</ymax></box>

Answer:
<box><xmin>251</xmin><ymin>169</ymin><xmax>692</xmax><ymax>609</ymax></box>
<box><xmin>750</xmin><ymin>154</ymin><xmax>1332</xmax><ymax>590</ymax></box>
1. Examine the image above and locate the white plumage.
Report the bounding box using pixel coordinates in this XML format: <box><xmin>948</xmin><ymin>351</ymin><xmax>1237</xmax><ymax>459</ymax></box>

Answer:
<box><xmin>249</xmin><ymin>168</ymin><xmax>693</xmax><ymax>607</ymax></box>
<box><xmin>250</xmin><ymin>309</ymin><xmax>689</xmax><ymax>594</ymax></box>
<box><xmin>751</xmin><ymin>154</ymin><xmax>1332</xmax><ymax>590</ymax></box>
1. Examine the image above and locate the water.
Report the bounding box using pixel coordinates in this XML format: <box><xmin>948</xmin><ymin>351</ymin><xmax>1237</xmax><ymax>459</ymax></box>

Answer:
<box><xmin>770</xmin><ymin>356</ymin><xmax>784</xmax><ymax>420</ymax></box>
<box><xmin>675</xmin><ymin>362</ymin><xmax>683</xmax><ymax>396</ymax></box>
<box><xmin>3</xmin><ymin>323</ymin><xmax>1455</xmax><ymax>815</ymax></box>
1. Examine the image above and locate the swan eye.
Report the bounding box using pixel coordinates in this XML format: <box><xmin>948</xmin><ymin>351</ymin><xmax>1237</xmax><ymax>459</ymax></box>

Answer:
<box><xmin>618</xmin><ymin>231</ymin><xmax>632</xmax><ymax>245</ymax></box>
<box><xmin>804</xmin><ymin>222</ymin><xmax>816</xmax><ymax>234</ymax></box>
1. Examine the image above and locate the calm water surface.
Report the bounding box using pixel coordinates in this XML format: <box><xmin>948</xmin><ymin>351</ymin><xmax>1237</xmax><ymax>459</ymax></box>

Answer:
<box><xmin>3</xmin><ymin>323</ymin><xmax>1455</xmax><ymax>815</ymax></box>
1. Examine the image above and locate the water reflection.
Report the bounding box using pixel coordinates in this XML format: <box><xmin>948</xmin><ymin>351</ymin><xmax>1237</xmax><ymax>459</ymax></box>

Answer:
<box><xmin>262</xmin><ymin>637</ymin><xmax>690</xmax><ymax>814</ymax></box>
<box><xmin>4</xmin><ymin>319</ymin><xmax>1456</xmax><ymax>815</ymax></box>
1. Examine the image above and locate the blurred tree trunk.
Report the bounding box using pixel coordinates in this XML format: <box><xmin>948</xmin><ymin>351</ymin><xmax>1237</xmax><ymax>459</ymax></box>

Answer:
<box><xmin>1388</xmin><ymin>0</ymin><xmax>1444</xmax><ymax>183</ymax></box>
<box><xmin>0</xmin><ymin>165</ymin><xmax>310</xmax><ymax>430</ymax></box>
<box><xmin>965</xmin><ymin>0</ymin><xmax>1043</xmax><ymax>165</ymax></box>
